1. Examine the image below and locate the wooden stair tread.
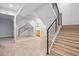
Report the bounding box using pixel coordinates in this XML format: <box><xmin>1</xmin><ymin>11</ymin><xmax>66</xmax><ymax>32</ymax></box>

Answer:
<box><xmin>50</xmin><ymin>25</ymin><xmax>79</xmax><ymax>56</ymax></box>
<box><xmin>51</xmin><ymin>47</ymin><xmax>74</xmax><ymax>56</ymax></box>
<box><xmin>54</xmin><ymin>39</ymin><xmax>79</xmax><ymax>48</ymax></box>
<box><xmin>54</xmin><ymin>43</ymin><xmax>79</xmax><ymax>54</ymax></box>
<box><xmin>57</xmin><ymin>36</ymin><xmax>79</xmax><ymax>42</ymax></box>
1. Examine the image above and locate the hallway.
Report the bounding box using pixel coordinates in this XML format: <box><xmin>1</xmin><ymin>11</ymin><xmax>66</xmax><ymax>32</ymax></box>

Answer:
<box><xmin>0</xmin><ymin>3</ymin><xmax>79</xmax><ymax>56</ymax></box>
<box><xmin>50</xmin><ymin>25</ymin><xmax>79</xmax><ymax>56</ymax></box>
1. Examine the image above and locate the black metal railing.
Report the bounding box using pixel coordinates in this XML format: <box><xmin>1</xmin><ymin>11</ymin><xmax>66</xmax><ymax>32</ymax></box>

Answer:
<box><xmin>47</xmin><ymin>3</ymin><xmax>60</xmax><ymax>54</ymax></box>
<box><xmin>55</xmin><ymin>3</ymin><xmax>60</xmax><ymax>25</ymax></box>
<box><xmin>47</xmin><ymin>17</ymin><xmax>58</xmax><ymax>54</ymax></box>
<box><xmin>51</xmin><ymin>3</ymin><xmax>62</xmax><ymax>26</ymax></box>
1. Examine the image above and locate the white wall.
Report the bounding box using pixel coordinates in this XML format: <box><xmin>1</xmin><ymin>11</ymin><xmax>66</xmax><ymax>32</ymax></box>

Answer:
<box><xmin>58</xmin><ymin>3</ymin><xmax>79</xmax><ymax>25</ymax></box>
<box><xmin>35</xmin><ymin>4</ymin><xmax>57</xmax><ymax>29</ymax></box>
<box><xmin>0</xmin><ymin>14</ymin><xmax>14</xmax><ymax>38</ymax></box>
<box><xmin>19</xmin><ymin>3</ymin><xmax>43</xmax><ymax>16</ymax></box>
<box><xmin>19</xmin><ymin>3</ymin><xmax>57</xmax><ymax>29</ymax></box>
<box><xmin>25</xmin><ymin>15</ymin><xmax>47</xmax><ymax>39</ymax></box>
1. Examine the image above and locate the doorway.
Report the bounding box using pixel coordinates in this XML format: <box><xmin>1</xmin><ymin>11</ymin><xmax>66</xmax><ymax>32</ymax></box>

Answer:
<box><xmin>0</xmin><ymin>13</ymin><xmax>14</xmax><ymax>42</ymax></box>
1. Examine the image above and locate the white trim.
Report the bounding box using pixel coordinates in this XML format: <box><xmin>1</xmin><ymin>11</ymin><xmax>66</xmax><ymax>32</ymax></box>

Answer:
<box><xmin>16</xmin><ymin>4</ymin><xmax>25</xmax><ymax>16</ymax></box>
<box><xmin>49</xmin><ymin>25</ymin><xmax>62</xmax><ymax>54</ymax></box>
<box><xmin>13</xmin><ymin>15</ymin><xmax>17</xmax><ymax>42</ymax></box>
<box><xmin>62</xmin><ymin>23</ymin><xmax>79</xmax><ymax>25</ymax></box>
<box><xmin>13</xmin><ymin>4</ymin><xmax>25</xmax><ymax>42</ymax></box>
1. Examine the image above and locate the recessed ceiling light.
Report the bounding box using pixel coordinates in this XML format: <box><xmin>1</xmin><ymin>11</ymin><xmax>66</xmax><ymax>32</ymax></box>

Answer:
<box><xmin>9</xmin><ymin>4</ymin><xmax>13</xmax><ymax>7</ymax></box>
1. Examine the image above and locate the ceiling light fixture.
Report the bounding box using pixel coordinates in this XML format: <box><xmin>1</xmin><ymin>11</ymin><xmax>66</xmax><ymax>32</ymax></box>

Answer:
<box><xmin>9</xmin><ymin>4</ymin><xmax>13</xmax><ymax>7</ymax></box>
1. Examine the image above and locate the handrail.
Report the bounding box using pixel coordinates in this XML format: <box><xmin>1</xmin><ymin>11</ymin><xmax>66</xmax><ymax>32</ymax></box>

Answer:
<box><xmin>54</xmin><ymin>3</ymin><xmax>61</xmax><ymax>25</ymax></box>
<box><xmin>18</xmin><ymin>25</ymin><xmax>26</xmax><ymax>31</ymax></box>
<box><xmin>20</xmin><ymin>27</ymin><xmax>29</xmax><ymax>33</ymax></box>
<box><xmin>55</xmin><ymin>3</ymin><xmax>59</xmax><ymax>15</ymax></box>
<box><xmin>47</xmin><ymin>3</ymin><xmax>60</xmax><ymax>54</ymax></box>
<box><xmin>18</xmin><ymin>24</ymin><xmax>28</xmax><ymax>37</ymax></box>
<box><xmin>47</xmin><ymin>17</ymin><xmax>58</xmax><ymax>54</ymax></box>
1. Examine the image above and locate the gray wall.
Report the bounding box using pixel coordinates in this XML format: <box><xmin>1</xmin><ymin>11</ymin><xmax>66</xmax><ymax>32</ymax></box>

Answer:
<box><xmin>0</xmin><ymin>13</ymin><xmax>14</xmax><ymax>38</ymax></box>
<box><xmin>58</xmin><ymin>3</ymin><xmax>79</xmax><ymax>25</ymax></box>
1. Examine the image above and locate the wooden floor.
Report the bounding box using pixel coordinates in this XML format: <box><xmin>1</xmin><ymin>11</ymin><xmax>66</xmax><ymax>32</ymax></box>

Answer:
<box><xmin>50</xmin><ymin>25</ymin><xmax>79</xmax><ymax>56</ymax></box>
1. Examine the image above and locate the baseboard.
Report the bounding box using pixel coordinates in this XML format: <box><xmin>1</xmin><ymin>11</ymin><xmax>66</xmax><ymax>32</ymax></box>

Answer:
<box><xmin>49</xmin><ymin>25</ymin><xmax>62</xmax><ymax>53</ymax></box>
<box><xmin>0</xmin><ymin>36</ymin><xmax>14</xmax><ymax>39</ymax></box>
<box><xmin>62</xmin><ymin>24</ymin><xmax>79</xmax><ymax>26</ymax></box>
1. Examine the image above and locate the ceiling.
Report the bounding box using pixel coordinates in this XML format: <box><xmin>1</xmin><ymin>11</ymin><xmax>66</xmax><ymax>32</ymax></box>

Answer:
<box><xmin>0</xmin><ymin>3</ymin><xmax>25</xmax><ymax>12</ymax></box>
<box><xmin>0</xmin><ymin>3</ymin><xmax>44</xmax><ymax>16</ymax></box>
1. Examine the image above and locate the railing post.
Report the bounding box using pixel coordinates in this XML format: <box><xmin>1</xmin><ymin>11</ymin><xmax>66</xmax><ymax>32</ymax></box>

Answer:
<box><xmin>55</xmin><ymin>18</ymin><xmax>57</xmax><ymax>32</ymax></box>
<box><xmin>47</xmin><ymin>29</ymin><xmax>49</xmax><ymax>54</ymax></box>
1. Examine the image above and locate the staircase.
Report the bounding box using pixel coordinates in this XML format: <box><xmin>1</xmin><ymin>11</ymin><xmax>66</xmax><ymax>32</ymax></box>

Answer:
<box><xmin>16</xmin><ymin>15</ymin><xmax>34</xmax><ymax>39</ymax></box>
<box><xmin>18</xmin><ymin>24</ymin><xmax>33</xmax><ymax>37</ymax></box>
<box><xmin>50</xmin><ymin>25</ymin><xmax>79</xmax><ymax>56</ymax></box>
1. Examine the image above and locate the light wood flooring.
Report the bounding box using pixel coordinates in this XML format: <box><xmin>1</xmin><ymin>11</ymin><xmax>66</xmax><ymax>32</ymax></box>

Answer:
<box><xmin>50</xmin><ymin>25</ymin><xmax>79</xmax><ymax>56</ymax></box>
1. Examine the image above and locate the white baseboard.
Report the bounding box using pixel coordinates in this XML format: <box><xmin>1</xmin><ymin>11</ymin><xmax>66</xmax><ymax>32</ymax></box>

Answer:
<box><xmin>62</xmin><ymin>24</ymin><xmax>79</xmax><ymax>25</ymax></box>
<box><xmin>49</xmin><ymin>25</ymin><xmax>62</xmax><ymax>53</ymax></box>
